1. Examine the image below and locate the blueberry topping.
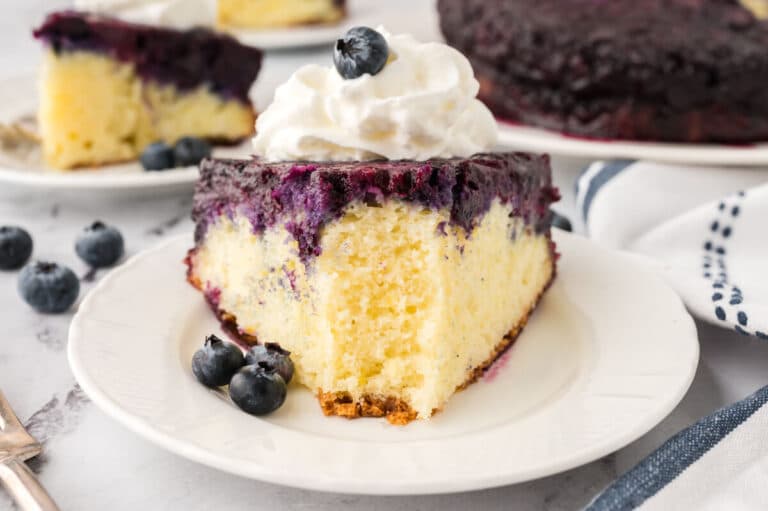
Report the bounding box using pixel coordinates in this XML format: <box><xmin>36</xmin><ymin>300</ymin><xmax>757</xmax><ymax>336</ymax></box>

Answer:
<box><xmin>550</xmin><ymin>211</ymin><xmax>572</xmax><ymax>232</ymax></box>
<box><xmin>333</xmin><ymin>26</ymin><xmax>389</xmax><ymax>80</ymax></box>
<box><xmin>18</xmin><ymin>261</ymin><xmax>79</xmax><ymax>313</ymax></box>
<box><xmin>75</xmin><ymin>221</ymin><xmax>124</xmax><ymax>268</ymax></box>
<box><xmin>140</xmin><ymin>141</ymin><xmax>175</xmax><ymax>171</ymax></box>
<box><xmin>245</xmin><ymin>343</ymin><xmax>294</xmax><ymax>384</ymax></box>
<box><xmin>229</xmin><ymin>363</ymin><xmax>287</xmax><ymax>415</ymax></box>
<box><xmin>191</xmin><ymin>334</ymin><xmax>245</xmax><ymax>388</ymax></box>
<box><xmin>173</xmin><ymin>137</ymin><xmax>211</xmax><ymax>167</ymax></box>
<box><xmin>0</xmin><ymin>226</ymin><xmax>33</xmax><ymax>270</ymax></box>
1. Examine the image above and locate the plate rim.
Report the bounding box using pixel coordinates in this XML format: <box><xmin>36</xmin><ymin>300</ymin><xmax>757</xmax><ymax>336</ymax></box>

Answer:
<box><xmin>497</xmin><ymin>121</ymin><xmax>768</xmax><ymax>166</ymax></box>
<box><xmin>68</xmin><ymin>232</ymin><xmax>700</xmax><ymax>495</ymax></box>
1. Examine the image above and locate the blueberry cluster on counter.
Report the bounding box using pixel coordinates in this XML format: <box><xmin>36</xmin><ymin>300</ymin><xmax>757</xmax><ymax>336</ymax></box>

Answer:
<box><xmin>140</xmin><ymin>136</ymin><xmax>211</xmax><ymax>171</ymax></box>
<box><xmin>192</xmin><ymin>336</ymin><xmax>293</xmax><ymax>416</ymax></box>
<box><xmin>0</xmin><ymin>221</ymin><xmax>125</xmax><ymax>314</ymax></box>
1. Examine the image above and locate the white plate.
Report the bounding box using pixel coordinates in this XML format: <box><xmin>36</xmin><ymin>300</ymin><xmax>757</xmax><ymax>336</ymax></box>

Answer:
<box><xmin>229</xmin><ymin>0</ymin><xmax>436</xmax><ymax>50</ymax></box>
<box><xmin>0</xmin><ymin>74</ymin><xmax>252</xmax><ymax>192</ymax></box>
<box><xmin>229</xmin><ymin>22</ymin><xmax>341</xmax><ymax>50</ymax></box>
<box><xmin>68</xmin><ymin>231</ymin><xmax>698</xmax><ymax>494</ymax></box>
<box><xmin>498</xmin><ymin>121</ymin><xmax>768</xmax><ymax>166</ymax></box>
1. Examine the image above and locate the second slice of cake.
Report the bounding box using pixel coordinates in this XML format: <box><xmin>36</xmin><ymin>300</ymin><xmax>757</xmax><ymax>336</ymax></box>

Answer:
<box><xmin>217</xmin><ymin>0</ymin><xmax>346</xmax><ymax>29</ymax></box>
<box><xmin>34</xmin><ymin>12</ymin><xmax>262</xmax><ymax>170</ymax></box>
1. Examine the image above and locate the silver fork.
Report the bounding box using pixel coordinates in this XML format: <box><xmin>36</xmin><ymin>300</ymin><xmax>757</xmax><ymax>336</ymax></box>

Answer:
<box><xmin>0</xmin><ymin>390</ymin><xmax>60</xmax><ymax>511</ymax></box>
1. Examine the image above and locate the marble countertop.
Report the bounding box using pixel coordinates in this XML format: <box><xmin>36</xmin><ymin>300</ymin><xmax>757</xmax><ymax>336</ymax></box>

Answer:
<box><xmin>3</xmin><ymin>2</ymin><xmax>768</xmax><ymax>510</ymax></box>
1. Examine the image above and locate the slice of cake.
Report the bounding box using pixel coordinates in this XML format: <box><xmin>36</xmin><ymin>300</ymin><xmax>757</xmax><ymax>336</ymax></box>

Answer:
<box><xmin>217</xmin><ymin>0</ymin><xmax>346</xmax><ymax>29</ymax></box>
<box><xmin>33</xmin><ymin>12</ymin><xmax>262</xmax><ymax>170</ymax></box>
<box><xmin>438</xmin><ymin>0</ymin><xmax>768</xmax><ymax>143</ymax></box>
<box><xmin>186</xmin><ymin>154</ymin><xmax>559</xmax><ymax>423</ymax></box>
<box><xmin>186</xmin><ymin>27</ymin><xmax>558</xmax><ymax>424</ymax></box>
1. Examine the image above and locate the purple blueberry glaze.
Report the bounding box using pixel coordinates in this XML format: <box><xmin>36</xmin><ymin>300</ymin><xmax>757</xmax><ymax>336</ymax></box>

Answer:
<box><xmin>438</xmin><ymin>0</ymin><xmax>768</xmax><ymax>143</ymax></box>
<box><xmin>33</xmin><ymin>11</ymin><xmax>262</xmax><ymax>104</ymax></box>
<box><xmin>191</xmin><ymin>153</ymin><xmax>559</xmax><ymax>264</ymax></box>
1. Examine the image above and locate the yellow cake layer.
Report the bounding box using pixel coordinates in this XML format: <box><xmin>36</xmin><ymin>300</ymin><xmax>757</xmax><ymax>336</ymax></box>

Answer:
<box><xmin>217</xmin><ymin>0</ymin><xmax>345</xmax><ymax>28</ymax></box>
<box><xmin>742</xmin><ymin>0</ymin><xmax>768</xmax><ymax>18</ymax></box>
<box><xmin>38</xmin><ymin>51</ymin><xmax>255</xmax><ymax>170</ymax></box>
<box><xmin>190</xmin><ymin>199</ymin><xmax>554</xmax><ymax>420</ymax></box>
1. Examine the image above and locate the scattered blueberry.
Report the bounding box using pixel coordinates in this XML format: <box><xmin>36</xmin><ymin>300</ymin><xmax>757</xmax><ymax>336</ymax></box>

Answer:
<box><xmin>192</xmin><ymin>334</ymin><xmax>245</xmax><ymax>388</ymax></box>
<box><xmin>229</xmin><ymin>363</ymin><xmax>287</xmax><ymax>416</ymax></box>
<box><xmin>333</xmin><ymin>26</ymin><xmax>389</xmax><ymax>80</ymax></box>
<box><xmin>245</xmin><ymin>343</ymin><xmax>294</xmax><ymax>384</ymax></box>
<box><xmin>75</xmin><ymin>221</ymin><xmax>124</xmax><ymax>268</ymax></box>
<box><xmin>173</xmin><ymin>137</ymin><xmax>212</xmax><ymax>167</ymax></box>
<box><xmin>550</xmin><ymin>211</ymin><xmax>573</xmax><ymax>232</ymax></box>
<box><xmin>18</xmin><ymin>261</ymin><xmax>79</xmax><ymax>313</ymax></box>
<box><xmin>140</xmin><ymin>141</ymin><xmax>175</xmax><ymax>171</ymax></box>
<box><xmin>0</xmin><ymin>226</ymin><xmax>33</xmax><ymax>270</ymax></box>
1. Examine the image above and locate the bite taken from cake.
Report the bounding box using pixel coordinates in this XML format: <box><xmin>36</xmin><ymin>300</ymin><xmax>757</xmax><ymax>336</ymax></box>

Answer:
<box><xmin>185</xmin><ymin>27</ymin><xmax>559</xmax><ymax>424</ymax></box>
<box><xmin>33</xmin><ymin>11</ymin><xmax>262</xmax><ymax>170</ymax></box>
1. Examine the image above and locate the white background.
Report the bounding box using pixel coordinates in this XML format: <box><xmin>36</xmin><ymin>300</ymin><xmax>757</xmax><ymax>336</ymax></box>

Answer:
<box><xmin>1</xmin><ymin>1</ymin><xmax>768</xmax><ymax>509</ymax></box>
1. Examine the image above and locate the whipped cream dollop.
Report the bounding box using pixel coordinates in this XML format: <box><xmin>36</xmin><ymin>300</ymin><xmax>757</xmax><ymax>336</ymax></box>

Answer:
<box><xmin>252</xmin><ymin>29</ymin><xmax>498</xmax><ymax>162</ymax></box>
<box><xmin>73</xmin><ymin>0</ymin><xmax>214</xmax><ymax>28</ymax></box>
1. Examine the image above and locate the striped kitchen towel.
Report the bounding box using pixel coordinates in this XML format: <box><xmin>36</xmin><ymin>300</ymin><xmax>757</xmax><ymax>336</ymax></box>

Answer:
<box><xmin>586</xmin><ymin>384</ymin><xmax>768</xmax><ymax>510</ymax></box>
<box><xmin>577</xmin><ymin>161</ymin><xmax>768</xmax><ymax>509</ymax></box>
<box><xmin>575</xmin><ymin>160</ymin><xmax>768</xmax><ymax>338</ymax></box>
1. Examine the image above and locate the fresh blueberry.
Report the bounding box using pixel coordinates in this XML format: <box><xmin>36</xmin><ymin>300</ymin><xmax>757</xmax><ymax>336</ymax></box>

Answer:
<box><xmin>75</xmin><ymin>221</ymin><xmax>124</xmax><ymax>268</ymax></box>
<box><xmin>229</xmin><ymin>363</ymin><xmax>287</xmax><ymax>415</ymax></box>
<box><xmin>140</xmin><ymin>141</ymin><xmax>175</xmax><ymax>171</ymax></box>
<box><xmin>550</xmin><ymin>211</ymin><xmax>572</xmax><ymax>232</ymax></box>
<box><xmin>0</xmin><ymin>226</ymin><xmax>33</xmax><ymax>270</ymax></box>
<box><xmin>333</xmin><ymin>26</ymin><xmax>389</xmax><ymax>80</ymax></box>
<box><xmin>18</xmin><ymin>261</ymin><xmax>79</xmax><ymax>313</ymax></box>
<box><xmin>173</xmin><ymin>137</ymin><xmax>211</xmax><ymax>167</ymax></box>
<box><xmin>192</xmin><ymin>334</ymin><xmax>245</xmax><ymax>388</ymax></box>
<box><xmin>245</xmin><ymin>343</ymin><xmax>294</xmax><ymax>384</ymax></box>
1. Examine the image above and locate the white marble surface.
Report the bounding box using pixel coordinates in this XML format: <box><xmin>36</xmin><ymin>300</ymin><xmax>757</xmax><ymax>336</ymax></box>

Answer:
<box><xmin>2</xmin><ymin>2</ymin><xmax>768</xmax><ymax>510</ymax></box>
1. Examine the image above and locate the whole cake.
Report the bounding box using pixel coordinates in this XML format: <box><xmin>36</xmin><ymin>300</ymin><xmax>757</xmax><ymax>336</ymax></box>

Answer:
<box><xmin>185</xmin><ymin>28</ymin><xmax>559</xmax><ymax>424</ymax></box>
<box><xmin>34</xmin><ymin>12</ymin><xmax>262</xmax><ymax>170</ymax></box>
<box><xmin>438</xmin><ymin>0</ymin><xmax>768</xmax><ymax>143</ymax></box>
<box><xmin>217</xmin><ymin>0</ymin><xmax>346</xmax><ymax>29</ymax></box>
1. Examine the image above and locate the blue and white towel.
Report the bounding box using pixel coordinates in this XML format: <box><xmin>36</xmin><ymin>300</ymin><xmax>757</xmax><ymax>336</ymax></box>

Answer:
<box><xmin>577</xmin><ymin>161</ymin><xmax>768</xmax><ymax>510</ymax></box>
<box><xmin>576</xmin><ymin>160</ymin><xmax>768</xmax><ymax>337</ymax></box>
<box><xmin>587</xmin><ymin>385</ymin><xmax>768</xmax><ymax>510</ymax></box>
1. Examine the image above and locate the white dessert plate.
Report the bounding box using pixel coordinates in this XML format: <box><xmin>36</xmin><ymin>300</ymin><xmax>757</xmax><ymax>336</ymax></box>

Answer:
<box><xmin>0</xmin><ymin>73</ymin><xmax>252</xmax><ymax>193</ymax></box>
<box><xmin>497</xmin><ymin>121</ymin><xmax>768</xmax><ymax>167</ymax></box>
<box><xmin>68</xmin><ymin>230</ymin><xmax>699</xmax><ymax>495</ymax></box>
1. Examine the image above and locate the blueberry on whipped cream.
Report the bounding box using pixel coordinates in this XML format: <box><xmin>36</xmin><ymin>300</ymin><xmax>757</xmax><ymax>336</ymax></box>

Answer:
<box><xmin>252</xmin><ymin>27</ymin><xmax>498</xmax><ymax>162</ymax></box>
<box><xmin>333</xmin><ymin>26</ymin><xmax>389</xmax><ymax>79</ymax></box>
